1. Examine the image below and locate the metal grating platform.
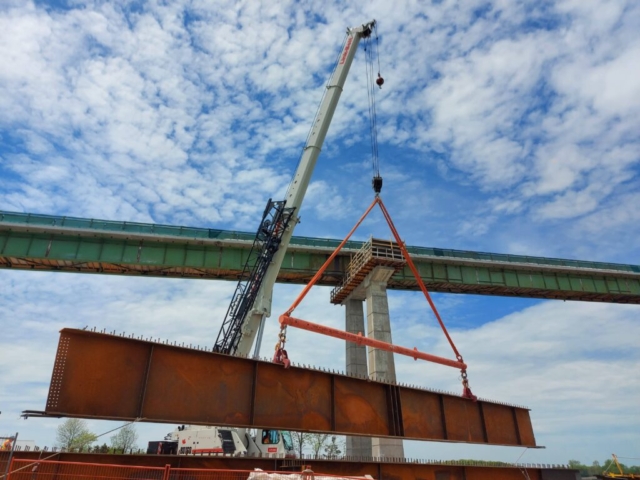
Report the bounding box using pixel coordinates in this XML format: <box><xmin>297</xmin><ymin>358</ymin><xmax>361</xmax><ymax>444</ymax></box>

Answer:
<box><xmin>331</xmin><ymin>238</ymin><xmax>406</xmax><ymax>304</ymax></box>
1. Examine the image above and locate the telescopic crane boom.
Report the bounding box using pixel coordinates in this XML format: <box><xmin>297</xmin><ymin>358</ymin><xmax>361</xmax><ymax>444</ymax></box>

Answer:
<box><xmin>214</xmin><ymin>20</ymin><xmax>377</xmax><ymax>357</ymax></box>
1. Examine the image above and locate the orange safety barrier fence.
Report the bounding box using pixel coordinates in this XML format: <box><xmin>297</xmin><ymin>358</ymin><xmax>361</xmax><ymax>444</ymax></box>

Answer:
<box><xmin>6</xmin><ymin>459</ymin><xmax>370</xmax><ymax>480</ymax></box>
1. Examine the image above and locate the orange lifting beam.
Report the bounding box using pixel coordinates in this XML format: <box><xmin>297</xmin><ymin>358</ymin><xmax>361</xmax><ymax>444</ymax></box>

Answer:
<box><xmin>279</xmin><ymin>315</ymin><xmax>466</xmax><ymax>370</ymax></box>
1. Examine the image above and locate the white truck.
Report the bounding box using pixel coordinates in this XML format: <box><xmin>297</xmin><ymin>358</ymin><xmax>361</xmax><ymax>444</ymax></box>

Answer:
<box><xmin>148</xmin><ymin>426</ymin><xmax>294</xmax><ymax>457</ymax></box>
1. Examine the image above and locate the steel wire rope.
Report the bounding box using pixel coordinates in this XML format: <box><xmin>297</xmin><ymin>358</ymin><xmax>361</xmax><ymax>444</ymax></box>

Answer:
<box><xmin>362</xmin><ymin>24</ymin><xmax>470</xmax><ymax>376</ymax></box>
<box><xmin>363</xmin><ymin>35</ymin><xmax>380</xmax><ymax>178</ymax></box>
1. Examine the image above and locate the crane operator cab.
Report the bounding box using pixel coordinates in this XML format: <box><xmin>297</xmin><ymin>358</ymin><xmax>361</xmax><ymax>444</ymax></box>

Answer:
<box><xmin>258</xmin><ymin>429</ymin><xmax>294</xmax><ymax>456</ymax></box>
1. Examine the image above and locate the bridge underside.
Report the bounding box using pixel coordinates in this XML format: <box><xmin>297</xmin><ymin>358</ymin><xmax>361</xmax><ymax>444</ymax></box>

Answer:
<box><xmin>1</xmin><ymin>231</ymin><xmax>639</xmax><ymax>304</ymax></box>
<box><xmin>1</xmin><ymin>210</ymin><xmax>639</xmax><ymax>304</ymax></box>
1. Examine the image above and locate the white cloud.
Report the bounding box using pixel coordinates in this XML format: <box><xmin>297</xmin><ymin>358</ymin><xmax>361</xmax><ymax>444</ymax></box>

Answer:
<box><xmin>392</xmin><ymin>297</ymin><xmax>640</xmax><ymax>462</ymax></box>
<box><xmin>0</xmin><ymin>0</ymin><xmax>639</xmax><ymax>467</ymax></box>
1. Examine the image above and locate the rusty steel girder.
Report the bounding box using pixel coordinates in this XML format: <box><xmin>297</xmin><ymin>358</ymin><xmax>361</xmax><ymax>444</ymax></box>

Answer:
<box><xmin>40</xmin><ymin>329</ymin><xmax>536</xmax><ymax>447</ymax></box>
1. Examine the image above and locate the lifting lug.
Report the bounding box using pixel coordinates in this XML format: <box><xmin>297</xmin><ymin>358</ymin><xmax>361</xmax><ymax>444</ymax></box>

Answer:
<box><xmin>460</xmin><ymin>369</ymin><xmax>477</xmax><ymax>401</ymax></box>
<box><xmin>272</xmin><ymin>327</ymin><xmax>291</xmax><ymax>368</ymax></box>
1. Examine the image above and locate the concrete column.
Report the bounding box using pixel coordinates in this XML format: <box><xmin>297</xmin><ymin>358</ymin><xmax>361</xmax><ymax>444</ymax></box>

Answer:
<box><xmin>345</xmin><ymin>297</ymin><xmax>368</xmax><ymax>377</ymax></box>
<box><xmin>343</xmin><ymin>296</ymin><xmax>372</xmax><ymax>457</ymax></box>
<box><xmin>364</xmin><ymin>266</ymin><xmax>404</xmax><ymax>459</ymax></box>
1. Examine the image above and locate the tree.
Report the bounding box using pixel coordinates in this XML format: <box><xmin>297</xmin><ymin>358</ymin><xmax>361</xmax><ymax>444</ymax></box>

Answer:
<box><xmin>110</xmin><ymin>424</ymin><xmax>139</xmax><ymax>453</ymax></box>
<box><xmin>323</xmin><ymin>436</ymin><xmax>342</xmax><ymax>458</ymax></box>
<box><xmin>307</xmin><ymin>434</ymin><xmax>330</xmax><ymax>459</ymax></box>
<box><xmin>289</xmin><ymin>432</ymin><xmax>311</xmax><ymax>458</ymax></box>
<box><xmin>56</xmin><ymin>418</ymin><xmax>97</xmax><ymax>451</ymax></box>
<box><xmin>588</xmin><ymin>461</ymin><xmax>601</xmax><ymax>477</ymax></box>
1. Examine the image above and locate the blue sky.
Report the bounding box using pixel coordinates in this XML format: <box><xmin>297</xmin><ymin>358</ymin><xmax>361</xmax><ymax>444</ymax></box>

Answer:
<box><xmin>1</xmin><ymin>0</ymin><xmax>639</xmax><ymax>466</ymax></box>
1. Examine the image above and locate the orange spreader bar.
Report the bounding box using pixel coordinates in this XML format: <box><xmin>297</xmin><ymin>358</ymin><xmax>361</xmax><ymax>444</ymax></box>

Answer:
<box><xmin>279</xmin><ymin>314</ymin><xmax>467</xmax><ymax>370</ymax></box>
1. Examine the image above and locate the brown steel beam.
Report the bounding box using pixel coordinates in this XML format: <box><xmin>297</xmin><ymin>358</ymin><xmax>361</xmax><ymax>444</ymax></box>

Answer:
<box><xmin>40</xmin><ymin>329</ymin><xmax>537</xmax><ymax>447</ymax></box>
<box><xmin>3</xmin><ymin>452</ymin><xmax>577</xmax><ymax>480</ymax></box>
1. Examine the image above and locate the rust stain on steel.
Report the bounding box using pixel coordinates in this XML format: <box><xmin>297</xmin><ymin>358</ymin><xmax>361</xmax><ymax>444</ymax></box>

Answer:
<box><xmin>143</xmin><ymin>347</ymin><xmax>255</xmax><ymax>425</ymax></box>
<box><xmin>333</xmin><ymin>376</ymin><xmax>390</xmax><ymax>436</ymax></box>
<box><xmin>399</xmin><ymin>388</ymin><xmax>446</xmax><ymax>439</ymax></box>
<box><xmin>253</xmin><ymin>361</ymin><xmax>332</xmax><ymax>431</ymax></box>
<box><xmin>44</xmin><ymin>329</ymin><xmax>537</xmax><ymax>447</ymax></box>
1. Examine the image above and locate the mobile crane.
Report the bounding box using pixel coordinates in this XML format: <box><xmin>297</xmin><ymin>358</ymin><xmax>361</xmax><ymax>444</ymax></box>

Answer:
<box><xmin>148</xmin><ymin>20</ymin><xmax>380</xmax><ymax>458</ymax></box>
<box><xmin>213</xmin><ymin>20</ymin><xmax>378</xmax><ymax>359</ymax></box>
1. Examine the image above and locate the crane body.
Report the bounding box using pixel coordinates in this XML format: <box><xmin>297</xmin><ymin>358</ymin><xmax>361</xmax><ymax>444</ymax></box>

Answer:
<box><xmin>214</xmin><ymin>21</ymin><xmax>376</xmax><ymax>357</ymax></box>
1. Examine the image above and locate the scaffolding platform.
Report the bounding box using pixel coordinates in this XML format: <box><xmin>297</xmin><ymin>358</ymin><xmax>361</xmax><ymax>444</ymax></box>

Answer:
<box><xmin>330</xmin><ymin>238</ymin><xmax>406</xmax><ymax>305</ymax></box>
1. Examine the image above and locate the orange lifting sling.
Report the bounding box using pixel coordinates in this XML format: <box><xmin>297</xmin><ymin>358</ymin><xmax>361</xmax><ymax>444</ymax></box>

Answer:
<box><xmin>274</xmin><ymin>195</ymin><xmax>476</xmax><ymax>400</ymax></box>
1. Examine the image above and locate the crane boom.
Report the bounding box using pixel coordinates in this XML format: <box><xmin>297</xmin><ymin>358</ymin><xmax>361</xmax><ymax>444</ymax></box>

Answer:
<box><xmin>220</xmin><ymin>21</ymin><xmax>376</xmax><ymax>357</ymax></box>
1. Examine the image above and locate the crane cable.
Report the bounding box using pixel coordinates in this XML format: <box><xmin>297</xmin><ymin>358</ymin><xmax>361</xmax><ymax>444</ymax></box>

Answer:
<box><xmin>362</xmin><ymin>25</ymin><xmax>474</xmax><ymax>398</ymax></box>
<box><xmin>363</xmin><ymin>24</ymin><xmax>384</xmax><ymax>194</ymax></box>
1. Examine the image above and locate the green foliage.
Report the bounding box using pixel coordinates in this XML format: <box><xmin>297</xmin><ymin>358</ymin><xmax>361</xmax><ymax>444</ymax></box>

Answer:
<box><xmin>567</xmin><ymin>458</ymin><xmax>640</xmax><ymax>477</ymax></box>
<box><xmin>456</xmin><ymin>460</ymin><xmax>516</xmax><ymax>467</ymax></box>
<box><xmin>110</xmin><ymin>424</ymin><xmax>139</xmax><ymax>453</ymax></box>
<box><xmin>55</xmin><ymin>418</ymin><xmax>97</xmax><ymax>451</ymax></box>
<box><xmin>323</xmin><ymin>436</ymin><xmax>342</xmax><ymax>458</ymax></box>
<box><xmin>307</xmin><ymin>433</ymin><xmax>330</xmax><ymax>458</ymax></box>
<box><xmin>289</xmin><ymin>432</ymin><xmax>311</xmax><ymax>458</ymax></box>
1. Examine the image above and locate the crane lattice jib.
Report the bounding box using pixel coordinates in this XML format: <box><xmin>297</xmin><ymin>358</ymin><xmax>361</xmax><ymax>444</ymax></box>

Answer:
<box><xmin>213</xmin><ymin>200</ymin><xmax>295</xmax><ymax>354</ymax></box>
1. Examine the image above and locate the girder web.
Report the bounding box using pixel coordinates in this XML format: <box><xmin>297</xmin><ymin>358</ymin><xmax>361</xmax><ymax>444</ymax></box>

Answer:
<box><xmin>213</xmin><ymin>199</ymin><xmax>295</xmax><ymax>355</ymax></box>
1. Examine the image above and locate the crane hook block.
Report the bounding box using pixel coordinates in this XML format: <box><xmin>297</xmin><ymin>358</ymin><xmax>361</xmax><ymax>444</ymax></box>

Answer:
<box><xmin>376</xmin><ymin>74</ymin><xmax>384</xmax><ymax>88</ymax></box>
<box><xmin>372</xmin><ymin>175</ymin><xmax>383</xmax><ymax>194</ymax></box>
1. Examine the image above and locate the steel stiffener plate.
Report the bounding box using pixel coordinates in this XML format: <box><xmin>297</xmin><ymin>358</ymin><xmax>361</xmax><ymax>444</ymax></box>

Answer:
<box><xmin>44</xmin><ymin>329</ymin><xmax>537</xmax><ymax>447</ymax></box>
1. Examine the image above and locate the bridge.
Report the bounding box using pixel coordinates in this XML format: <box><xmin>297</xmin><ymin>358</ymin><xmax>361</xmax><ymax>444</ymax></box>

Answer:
<box><xmin>1</xmin><ymin>210</ymin><xmax>638</xmax><ymax>303</ymax></box>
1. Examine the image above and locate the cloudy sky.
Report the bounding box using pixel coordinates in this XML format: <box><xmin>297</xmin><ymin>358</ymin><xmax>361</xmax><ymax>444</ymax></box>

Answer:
<box><xmin>1</xmin><ymin>0</ymin><xmax>639</xmax><ymax>467</ymax></box>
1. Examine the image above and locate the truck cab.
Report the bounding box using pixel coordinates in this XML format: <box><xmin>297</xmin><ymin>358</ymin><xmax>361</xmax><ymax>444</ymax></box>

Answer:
<box><xmin>243</xmin><ymin>429</ymin><xmax>294</xmax><ymax>457</ymax></box>
<box><xmin>148</xmin><ymin>426</ymin><xmax>295</xmax><ymax>458</ymax></box>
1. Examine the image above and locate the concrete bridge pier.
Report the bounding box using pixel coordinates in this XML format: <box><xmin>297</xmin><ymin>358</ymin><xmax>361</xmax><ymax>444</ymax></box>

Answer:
<box><xmin>335</xmin><ymin>239</ymin><xmax>407</xmax><ymax>459</ymax></box>
<box><xmin>343</xmin><ymin>296</ymin><xmax>372</xmax><ymax>457</ymax></box>
<box><xmin>364</xmin><ymin>266</ymin><xmax>404</xmax><ymax>459</ymax></box>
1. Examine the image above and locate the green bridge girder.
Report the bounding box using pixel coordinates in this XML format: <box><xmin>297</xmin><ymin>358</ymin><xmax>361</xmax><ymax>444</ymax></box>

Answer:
<box><xmin>1</xmin><ymin>211</ymin><xmax>639</xmax><ymax>304</ymax></box>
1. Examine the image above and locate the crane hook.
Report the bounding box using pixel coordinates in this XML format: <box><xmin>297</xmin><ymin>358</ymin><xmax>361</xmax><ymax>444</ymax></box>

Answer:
<box><xmin>376</xmin><ymin>74</ymin><xmax>384</xmax><ymax>89</ymax></box>
<box><xmin>372</xmin><ymin>175</ymin><xmax>383</xmax><ymax>195</ymax></box>
<box><xmin>460</xmin><ymin>370</ymin><xmax>477</xmax><ymax>401</ymax></box>
<box><xmin>273</xmin><ymin>327</ymin><xmax>291</xmax><ymax>368</ymax></box>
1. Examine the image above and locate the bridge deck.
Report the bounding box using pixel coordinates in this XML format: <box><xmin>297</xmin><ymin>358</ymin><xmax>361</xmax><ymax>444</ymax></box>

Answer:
<box><xmin>1</xmin><ymin>210</ymin><xmax>639</xmax><ymax>303</ymax></box>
